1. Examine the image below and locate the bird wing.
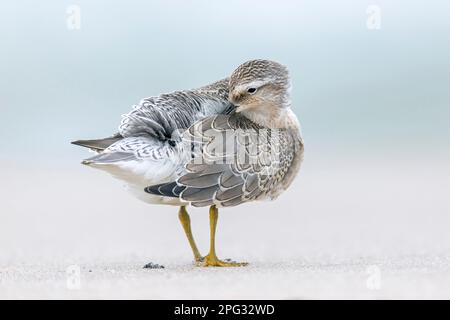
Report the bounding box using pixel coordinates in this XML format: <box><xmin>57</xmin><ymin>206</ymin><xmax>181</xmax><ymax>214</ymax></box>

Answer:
<box><xmin>81</xmin><ymin>78</ymin><xmax>234</xmax><ymax>165</ymax></box>
<box><xmin>145</xmin><ymin>113</ymin><xmax>300</xmax><ymax>207</ymax></box>
<box><xmin>119</xmin><ymin>78</ymin><xmax>232</xmax><ymax>142</ymax></box>
<box><xmin>71</xmin><ymin>133</ymin><xmax>123</xmax><ymax>152</ymax></box>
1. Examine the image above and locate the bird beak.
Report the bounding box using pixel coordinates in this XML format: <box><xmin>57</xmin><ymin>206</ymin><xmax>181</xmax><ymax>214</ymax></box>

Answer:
<box><xmin>235</xmin><ymin>105</ymin><xmax>250</xmax><ymax>113</ymax></box>
<box><xmin>229</xmin><ymin>91</ymin><xmax>242</xmax><ymax>105</ymax></box>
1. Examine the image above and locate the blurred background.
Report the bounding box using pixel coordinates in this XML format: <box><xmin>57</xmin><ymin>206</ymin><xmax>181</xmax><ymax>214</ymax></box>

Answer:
<box><xmin>1</xmin><ymin>0</ymin><xmax>450</xmax><ymax>298</ymax></box>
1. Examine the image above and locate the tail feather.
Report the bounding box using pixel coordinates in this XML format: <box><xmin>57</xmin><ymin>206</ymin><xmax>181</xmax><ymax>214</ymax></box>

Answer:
<box><xmin>81</xmin><ymin>151</ymin><xmax>136</xmax><ymax>165</ymax></box>
<box><xmin>71</xmin><ymin>133</ymin><xmax>123</xmax><ymax>151</ymax></box>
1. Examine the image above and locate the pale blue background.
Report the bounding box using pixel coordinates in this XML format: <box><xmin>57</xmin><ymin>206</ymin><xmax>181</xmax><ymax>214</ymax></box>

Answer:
<box><xmin>1</xmin><ymin>0</ymin><xmax>449</xmax><ymax>164</ymax></box>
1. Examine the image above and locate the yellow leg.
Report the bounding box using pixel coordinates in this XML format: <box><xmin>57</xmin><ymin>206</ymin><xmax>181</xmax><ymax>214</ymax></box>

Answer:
<box><xmin>178</xmin><ymin>206</ymin><xmax>203</xmax><ymax>262</ymax></box>
<box><xmin>200</xmin><ymin>205</ymin><xmax>248</xmax><ymax>267</ymax></box>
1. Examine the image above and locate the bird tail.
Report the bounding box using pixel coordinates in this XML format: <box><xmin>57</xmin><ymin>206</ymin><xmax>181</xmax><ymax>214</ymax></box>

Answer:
<box><xmin>71</xmin><ymin>133</ymin><xmax>123</xmax><ymax>152</ymax></box>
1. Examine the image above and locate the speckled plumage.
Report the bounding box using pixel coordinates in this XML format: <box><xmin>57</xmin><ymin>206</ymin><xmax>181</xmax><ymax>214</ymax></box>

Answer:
<box><xmin>73</xmin><ymin>60</ymin><xmax>304</xmax><ymax>208</ymax></box>
<box><xmin>147</xmin><ymin>112</ymin><xmax>302</xmax><ymax>207</ymax></box>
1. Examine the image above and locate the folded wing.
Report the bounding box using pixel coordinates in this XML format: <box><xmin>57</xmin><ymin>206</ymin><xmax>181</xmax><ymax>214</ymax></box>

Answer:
<box><xmin>145</xmin><ymin>113</ymin><xmax>299</xmax><ymax>207</ymax></box>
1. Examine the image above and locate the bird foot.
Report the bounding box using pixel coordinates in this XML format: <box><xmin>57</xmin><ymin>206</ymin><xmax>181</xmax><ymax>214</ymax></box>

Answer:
<box><xmin>196</xmin><ymin>254</ymin><xmax>248</xmax><ymax>267</ymax></box>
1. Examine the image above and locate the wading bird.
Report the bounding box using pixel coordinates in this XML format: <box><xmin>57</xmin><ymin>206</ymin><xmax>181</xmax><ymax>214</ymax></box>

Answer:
<box><xmin>72</xmin><ymin>60</ymin><xmax>304</xmax><ymax>267</ymax></box>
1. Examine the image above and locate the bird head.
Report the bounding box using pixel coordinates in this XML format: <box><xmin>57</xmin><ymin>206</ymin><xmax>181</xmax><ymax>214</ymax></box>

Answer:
<box><xmin>228</xmin><ymin>59</ymin><xmax>291</xmax><ymax>115</ymax></box>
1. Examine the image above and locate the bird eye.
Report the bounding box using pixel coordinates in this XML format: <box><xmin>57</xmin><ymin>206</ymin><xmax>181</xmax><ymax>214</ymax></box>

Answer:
<box><xmin>247</xmin><ymin>87</ymin><xmax>257</xmax><ymax>94</ymax></box>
